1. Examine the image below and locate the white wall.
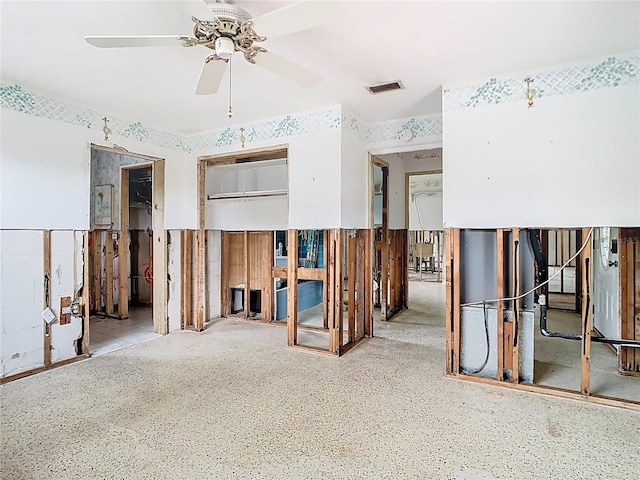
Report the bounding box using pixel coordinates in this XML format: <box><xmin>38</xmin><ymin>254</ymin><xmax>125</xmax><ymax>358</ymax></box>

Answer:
<box><xmin>341</xmin><ymin>130</ymin><xmax>368</xmax><ymax>229</ymax></box>
<box><xmin>203</xmin><ymin>129</ymin><xmax>342</xmax><ymax>230</ymax></box>
<box><xmin>1</xmin><ymin>109</ymin><xmax>197</xmax><ymax>230</ymax></box>
<box><xmin>443</xmin><ymin>79</ymin><xmax>640</xmax><ymax>228</ymax></box>
<box><xmin>409</xmin><ymin>193</ymin><xmax>443</xmax><ymax>230</ymax></box>
<box><xmin>0</xmin><ymin>230</ymin><xmax>84</xmax><ymax>377</ymax></box>
<box><xmin>387</xmin><ymin>155</ymin><xmax>406</xmax><ymax>230</ymax></box>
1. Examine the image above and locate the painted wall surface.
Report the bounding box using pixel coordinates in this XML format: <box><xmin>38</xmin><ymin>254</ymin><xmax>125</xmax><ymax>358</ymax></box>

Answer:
<box><xmin>341</xmin><ymin>129</ymin><xmax>368</xmax><ymax>229</ymax></box>
<box><xmin>0</xmin><ymin>230</ymin><xmax>84</xmax><ymax>378</ymax></box>
<box><xmin>0</xmin><ymin>231</ymin><xmax>45</xmax><ymax>377</ymax></box>
<box><xmin>593</xmin><ymin>227</ymin><xmax>620</xmax><ymax>342</ymax></box>
<box><xmin>409</xmin><ymin>193</ymin><xmax>443</xmax><ymax>230</ymax></box>
<box><xmin>1</xmin><ymin>109</ymin><xmax>197</xmax><ymax>230</ymax></box>
<box><xmin>443</xmin><ymin>52</ymin><xmax>640</xmax><ymax>228</ymax></box>
<box><xmin>386</xmin><ymin>156</ymin><xmax>406</xmax><ymax>230</ymax></box>
<box><xmin>1</xmin><ymin>110</ymin><xmax>91</xmax><ymax>229</ymax></box>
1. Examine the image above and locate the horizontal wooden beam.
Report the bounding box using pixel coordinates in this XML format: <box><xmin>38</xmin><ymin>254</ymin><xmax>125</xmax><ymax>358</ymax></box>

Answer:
<box><xmin>298</xmin><ymin>267</ymin><xmax>326</xmax><ymax>281</ymax></box>
<box><xmin>448</xmin><ymin>373</ymin><xmax>640</xmax><ymax>412</ymax></box>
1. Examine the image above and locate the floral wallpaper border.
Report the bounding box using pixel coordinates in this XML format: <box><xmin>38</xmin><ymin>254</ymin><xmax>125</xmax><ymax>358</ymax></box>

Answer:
<box><xmin>443</xmin><ymin>51</ymin><xmax>639</xmax><ymax>110</ymax></box>
<box><xmin>0</xmin><ymin>83</ymin><xmax>193</xmax><ymax>153</ymax></box>
<box><xmin>342</xmin><ymin>109</ymin><xmax>442</xmax><ymax>144</ymax></box>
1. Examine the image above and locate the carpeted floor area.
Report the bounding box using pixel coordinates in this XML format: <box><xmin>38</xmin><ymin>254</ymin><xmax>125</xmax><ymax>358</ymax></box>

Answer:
<box><xmin>1</xmin><ymin>283</ymin><xmax>638</xmax><ymax>479</ymax></box>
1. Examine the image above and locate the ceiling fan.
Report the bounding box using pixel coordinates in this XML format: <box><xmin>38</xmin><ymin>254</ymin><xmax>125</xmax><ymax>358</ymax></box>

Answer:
<box><xmin>85</xmin><ymin>0</ymin><xmax>338</xmax><ymax>104</ymax></box>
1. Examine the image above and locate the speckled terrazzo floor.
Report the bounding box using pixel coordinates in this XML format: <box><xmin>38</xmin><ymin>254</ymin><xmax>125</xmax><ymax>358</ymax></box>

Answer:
<box><xmin>1</xmin><ymin>283</ymin><xmax>639</xmax><ymax>479</ymax></box>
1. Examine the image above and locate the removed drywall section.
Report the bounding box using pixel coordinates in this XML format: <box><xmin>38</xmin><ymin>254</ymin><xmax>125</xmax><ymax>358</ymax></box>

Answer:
<box><xmin>207</xmin><ymin>230</ymin><xmax>222</xmax><ymax>320</ymax></box>
<box><xmin>593</xmin><ymin>227</ymin><xmax>620</xmax><ymax>342</ymax></box>
<box><xmin>442</xmin><ymin>52</ymin><xmax>640</xmax><ymax>228</ymax></box>
<box><xmin>49</xmin><ymin>231</ymin><xmax>83</xmax><ymax>363</ymax></box>
<box><xmin>0</xmin><ymin>231</ymin><xmax>44</xmax><ymax>377</ymax></box>
<box><xmin>167</xmin><ymin>231</ymin><xmax>181</xmax><ymax>332</ymax></box>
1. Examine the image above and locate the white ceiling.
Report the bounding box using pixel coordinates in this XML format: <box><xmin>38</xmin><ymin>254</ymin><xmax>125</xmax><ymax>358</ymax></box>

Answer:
<box><xmin>2</xmin><ymin>1</ymin><xmax>639</xmax><ymax>134</ymax></box>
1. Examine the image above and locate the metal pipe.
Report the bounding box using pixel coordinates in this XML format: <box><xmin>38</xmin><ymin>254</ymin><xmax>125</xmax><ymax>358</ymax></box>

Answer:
<box><xmin>539</xmin><ymin>294</ymin><xmax>640</xmax><ymax>347</ymax></box>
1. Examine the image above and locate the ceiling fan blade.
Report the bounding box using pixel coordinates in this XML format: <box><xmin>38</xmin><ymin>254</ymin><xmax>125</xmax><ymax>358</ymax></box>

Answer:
<box><xmin>195</xmin><ymin>57</ymin><xmax>228</xmax><ymax>95</ymax></box>
<box><xmin>250</xmin><ymin>1</ymin><xmax>342</xmax><ymax>39</ymax></box>
<box><xmin>253</xmin><ymin>51</ymin><xmax>323</xmax><ymax>87</ymax></box>
<box><xmin>84</xmin><ymin>36</ymin><xmax>186</xmax><ymax>48</ymax></box>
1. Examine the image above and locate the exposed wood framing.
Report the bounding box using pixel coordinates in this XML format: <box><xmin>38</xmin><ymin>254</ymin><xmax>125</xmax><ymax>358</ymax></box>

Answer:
<box><xmin>221</xmin><ymin>231</ymin><xmax>230</xmax><ymax>317</ymax></box>
<box><xmin>452</xmin><ymin>229</ymin><xmax>461</xmax><ymax>374</ymax></box>
<box><xmin>201</xmin><ymin>145</ymin><xmax>288</xmax><ymax>166</ymax></box>
<box><xmin>181</xmin><ymin>230</ymin><xmax>194</xmax><ymax>330</ymax></box>
<box><xmin>194</xmin><ymin>159</ymin><xmax>206</xmax><ymax>331</ymax></box>
<box><xmin>1</xmin><ymin>354</ymin><xmax>90</xmax><ymax>385</ymax></box>
<box><xmin>323</xmin><ymin>230</ymin><xmax>329</xmax><ymax>329</ymax></box>
<box><xmin>448</xmin><ymin>373</ymin><xmax>640</xmax><ymax>412</ymax></box>
<box><xmin>444</xmin><ymin>229</ymin><xmax>453</xmax><ymax>374</ymax></box>
<box><xmin>287</xmin><ymin>229</ymin><xmax>298</xmax><ymax>346</ymax></box>
<box><xmin>328</xmin><ymin>229</ymin><xmax>343</xmax><ymax>354</ymax></box>
<box><xmin>580</xmin><ymin>227</ymin><xmax>592</xmax><ymax>395</ymax></box>
<box><xmin>118</xmin><ymin>167</ymin><xmax>129</xmax><ymax>319</ymax></box>
<box><xmin>511</xmin><ymin>228</ymin><xmax>520</xmax><ymax>383</ymax></box>
<box><xmin>244</xmin><ymin>231</ymin><xmax>250</xmax><ymax>319</ymax></box>
<box><xmin>347</xmin><ymin>233</ymin><xmax>356</xmax><ymax>344</ymax></box>
<box><xmin>105</xmin><ymin>232</ymin><xmax>114</xmax><ymax>314</ymax></box>
<box><xmin>496</xmin><ymin>229</ymin><xmax>505</xmax><ymax>381</ymax></box>
<box><xmin>620</xmin><ymin>228</ymin><xmax>640</xmax><ymax>375</ymax></box>
<box><xmin>364</xmin><ymin>229</ymin><xmax>373</xmax><ymax>338</ymax></box>
<box><xmin>91</xmin><ymin>231</ymin><xmax>102</xmax><ymax>311</ymax></box>
<box><xmin>387</xmin><ymin>229</ymin><xmax>408</xmax><ymax>318</ymax></box>
<box><xmin>43</xmin><ymin>230</ymin><xmax>52</xmax><ymax>368</ymax></box>
<box><xmin>82</xmin><ymin>231</ymin><xmax>90</xmax><ymax>355</ymax></box>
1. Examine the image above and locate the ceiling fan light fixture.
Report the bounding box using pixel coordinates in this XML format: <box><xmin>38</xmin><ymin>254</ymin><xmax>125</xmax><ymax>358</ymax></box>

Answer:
<box><xmin>215</xmin><ymin>37</ymin><xmax>235</xmax><ymax>59</ymax></box>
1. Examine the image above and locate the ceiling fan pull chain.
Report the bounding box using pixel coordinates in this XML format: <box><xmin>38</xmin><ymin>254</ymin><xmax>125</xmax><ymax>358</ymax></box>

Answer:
<box><xmin>228</xmin><ymin>58</ymin><xmax>233</xmax><ymax>119</ymax></box>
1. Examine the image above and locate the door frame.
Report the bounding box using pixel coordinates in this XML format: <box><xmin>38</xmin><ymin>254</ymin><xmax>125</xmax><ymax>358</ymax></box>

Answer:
<box><xmin>119</xmin><ymin>160</ymin><xmax>167</xmax><ymax>334</ymax></box>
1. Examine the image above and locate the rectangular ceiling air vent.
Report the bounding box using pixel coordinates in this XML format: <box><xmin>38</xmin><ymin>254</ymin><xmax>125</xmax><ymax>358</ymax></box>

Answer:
<box><xmin>366</xmin><ymin>80</ymin><xmax>404</xmax><ymax>95</ymax></box>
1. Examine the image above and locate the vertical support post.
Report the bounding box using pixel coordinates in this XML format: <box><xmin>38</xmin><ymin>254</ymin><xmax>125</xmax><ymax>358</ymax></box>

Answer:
<box><xmin>511</xmin><ymin>228</ymin><xmax>520</xmax><ymax>384</ymax></box>
<box><xmin>452</xmin><ymin>228</ymin><xmax>461</xmax><ymax>374</ymax></box>
<box><xmin>331</xmin><ymin>229</ymin><xmax>343</xmax><ymax>354</ymax></box>
<box><xmin>181</xmin><ymin>230</ymin><xmax>193</xmax><ymax>329</ymax></box>
<box><xmin>221</xmin><ymin>231</ymin><xmax>230</xmax><ymax>317</ymax></box>
<box><xmin>347</xmin><ymin>232</ymin><xmax>356</xmax><ymax>344</ymax></box>
<box><xmin>262</xmin><ymin>231</ymin><xmax>274</xmax><ymax>323</ymax></box>
<box><xmin>287</xmin><ymin>229</ymin><xmax>298</xmax><ymax>346</ymax></box>
<box><xmin>444</xmin><ymin>229</ymin><xmax>453</xmax><ymax>374</ymax></box>
<box><xmin>43</xmin><ymin>230</ymin><xmax>52</xmax><ymax>368</ymax></box>
<box><xmin>327</xmin><ymin>230</ymin><xmax>336</xmax><ymax>347</ymax></box>
<box><xmin>323</xmin><ymin>230</ymin><xmax>329</xmax><ymax>329</ymax></box>
<box><xmin>105</xmin><ymin>232</ymin><xmax>114</xmax><ymax>314</ymax></box>
<box><xmin>194</xmin><ymin>160</ymin><xmax>206</xmax><ymax>332</ymax></box>
<box><xmin>581</xmin><ymin>227</ymin><xmax>592</xmax><ymax>395</ymax></box>
<box><xmin>496</xmin><ymin>229</ymin><xmax>505</xmax><ymax>381</ymax></box>
<box><xmin>118</xmin><ymin>167</ymin><xmax>129</xmax><ymax>319</ymax></box>
<box><xmin>364</xmin><ymin>229</ymin><xmax>373</xmax><ymax>338</ymax></box>
<box><xmin>148</xmin><ymin>230</ymin><xmax>154</xmax><ymax>306</ymax></box>
<box><xmin>380</xmin><ymin>166</ymin><xmax>389</xmax><ymax>320</ymax></box>
<box><xmin>82</xmin><ymin>231</ymin><xmax>91</xmax><ymax>355</ymax></box>
<box><xmin>92</xmin><ymin>231</ymin><xmax>102</xmax><ymax>312</ymax></box>
<box><xmin>244</xmin><ymin>231</ymin><xmax>250</xmax><ymax>318</ymax></box>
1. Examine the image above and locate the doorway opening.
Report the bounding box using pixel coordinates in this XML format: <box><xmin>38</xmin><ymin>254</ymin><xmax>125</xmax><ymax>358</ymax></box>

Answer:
<box><xmin>370</xmin><ymin>146</ymin><xmax>445</xmax><ymax>346</ymax></box>
<box><xmin>88</xmin><ymin>146</ymin><xmax>166</xmax><ymax>356</ymax></box>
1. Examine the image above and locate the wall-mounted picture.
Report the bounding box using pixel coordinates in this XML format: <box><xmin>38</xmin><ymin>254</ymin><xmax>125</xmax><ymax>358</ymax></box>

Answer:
<box><xmin>94</xmin><ymin>184</ymin><xmax>113</xmax><ymax>227</ymax></box>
